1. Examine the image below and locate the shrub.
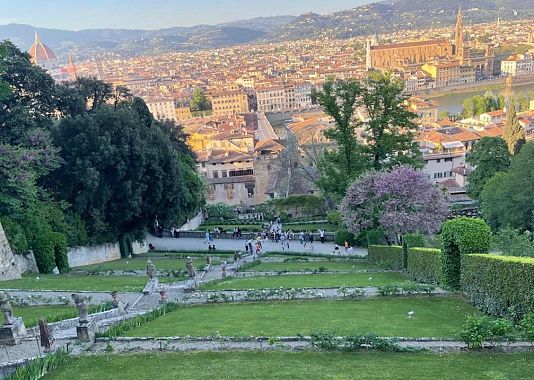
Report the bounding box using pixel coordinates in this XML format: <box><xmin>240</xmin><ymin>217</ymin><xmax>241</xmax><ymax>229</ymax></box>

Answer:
<box><xmin>407</xmin><ymin>248</ymin><xmax>442</xmax><ymax>285</ymax></box>
<box><xmin>0</xmin><ymin>217</ymin><xmax>28</xmax><ymax>254</ymax></box>
<box><xmin>32</xmin><ymin>232</ymin><xmax>56</xmax><ymax>274</ymax></box>
<box><xmin>366</xmin><ymin>229</ymin><xmax>386</xmax><ymax>246</ymax></box>
<box><xmin>440</xmin><ymin>217</ymin><xmax>492</xmax><ymax>289</ymax></box>
<box><xmin>52</xmin><ymin>232</ymin><xmax>69</xmax><ymax>273</ymax></box>
<box><xmin>401</xmin><ymin>233</ymin><xmax>425</xmax><ymax>269</ymax></box>
<box><xmin>310</xmin><ymin>331</ymin><xmax>398</xmax><ymax>352</ymax></box>
<box><xmin>6</xmin><ymin>348</ymin><xmax>69</xmax><ymax>380</ymax></box>
<box><xmin>461</xmin><ymin>254</ymin><xmax>534</xmax><ymax>319</ymax></box>
<box><xmin>493</xmin><ymin>227</ymin><xmax>534</xmax><ymax>257</ymax></box>
<box><xmin>520</xmin><ymin>313</ymin><xmax>534</xmax><ymax>342</ymax></box>
<box><xmin>327</xmin><ymin>211</ymin><xmax>341</xmax><ymax>227</ymax></box>
<box><xmin>367</xmin><ymin>245</ymin><xmax>403</xmax><ymax>270</ymax></box>
<box><xmin>335</xmin><ymin>229</ymin><xmax>356</xmax><ymax>246</ymax></box>
<box><xmin>459</xmin><ymin>314</ymin><xmax>515</xmax><ymax>349</ymax></box>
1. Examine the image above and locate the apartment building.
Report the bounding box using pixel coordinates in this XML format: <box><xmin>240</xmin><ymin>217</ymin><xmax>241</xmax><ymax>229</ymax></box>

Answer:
<box><xmin>501</xmin><ymin>54</ymin><xmax>534</xmax><ymax>76</ymax></box>
<box><xmin>210</xmin><ymin>89</ymin><xmax>249</xmax><ymax>117</ymax></box>
<box><xmin>422</xmin><ymin>61</ymin><xmax>476</xmax><ymax>88</ymax></box>
<box><xmin>145</xmin><ymin>98</ymin><xmax>178</xmax><ymax>123</ymax></box>
<box><xmin>256</xmin><ymin>83</ymin><xmax>312</xmax><ymax>112</ymax></box>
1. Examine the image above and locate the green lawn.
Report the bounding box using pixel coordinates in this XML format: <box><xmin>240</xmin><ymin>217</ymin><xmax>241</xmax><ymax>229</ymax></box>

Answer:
<box><xmin>201</xmin><ymin>273</ymin><xmax>409</xmax><ymax>290</ymax></box>
<box><xmin>248</xmin><ymin>260</ymin><xmax>374</xmax><ymax>272</ymax></box>
<box><xmin>78</xmin><ymin>257</ymin><xmax>219</xmax><ymax>272</ymax></box>
<box><xmin>13</xmin><ymin>305</ymin><xmax>75</xmax><ymax>328</ymax></box>
<box><xmin>2</xmin><ymin>274</ymin><xmax>174</xmax><ymax>292</ymax></box>
<box><xmin>43</xmin><ymin>351</ymin><xmax>534</xmax><ymax>380</ymax></box>
<box><xmin>146</xmin><ymin>251</ymin><xmax>235</xmax><ymax>258</ymax></box>
<box><xmin>123</xmin><ymin>297</ymin><xmax>477</xmax><ymax>338</ymax></box>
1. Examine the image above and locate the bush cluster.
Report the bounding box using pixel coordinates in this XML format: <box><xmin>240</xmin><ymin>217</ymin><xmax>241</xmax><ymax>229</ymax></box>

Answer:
<box><xmin>334</xmin><ymin>229</ymin><xmax>356</xmax><ymax>246</ymax></box>
<box><xmin>440</xmin><ymin>217</ymin><xmax>492</xmax><ymax>289</ymax></box>
<box><xmin>367</xmin><ymin>245</ymin><xmax>403</xmax><ymax>270</ymax></box>
<box><xmin>407</xmin><ymin>248</ymin><xmax>442</xmax><ymax>285</ymax></box>
<box><xmin>459</xmin><ymin>314</ymin><xmax>515</xmax><ymax>349</ymax></box>
<box><xmin>461</xmin><ymin>254</ymin><xmax>534</xmax><ymax>319</ymax></box>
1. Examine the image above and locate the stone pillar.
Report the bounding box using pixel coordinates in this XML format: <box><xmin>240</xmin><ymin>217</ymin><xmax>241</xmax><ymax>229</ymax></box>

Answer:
<box><xmin>0</xmin><ymin>222</ymin><xmax>22</xmax><ymax>281</ymax></box>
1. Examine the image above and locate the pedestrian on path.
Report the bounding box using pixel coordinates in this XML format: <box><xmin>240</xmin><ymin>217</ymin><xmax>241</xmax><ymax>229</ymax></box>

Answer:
<box><xmin>319</xmin><ymin>229</ymin><xmax>325</xmax><ymax>244</ymax></box>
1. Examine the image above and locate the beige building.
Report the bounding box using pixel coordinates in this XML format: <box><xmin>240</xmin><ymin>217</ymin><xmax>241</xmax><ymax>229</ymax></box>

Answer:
<box><xmin>210</xmin><ymin>89</ymin><xmax>249</xmax><ymax>117</ymax></box>
<box><xmin>175</xmin><ymin>106</ymin><xmax>192</xmax><ymax>120</ymax></box>
<box><xmin>422</xmin><ymin>61</ymin><xmax>475</xmax><ymax>88</ymax></box>
<box><xmin>501</xmin><ymin>54</ymin><xmax>534</xmax><ymax>76</ymax></box>
<box><xmin>145</xmin><ymin>98</ymin><xmax>178</xmax><ymax>123</ymax></box>
<box><xmin>256</xmin><ymin>83</ymin><xmax>312</xmax><ymax>112</ymax></box>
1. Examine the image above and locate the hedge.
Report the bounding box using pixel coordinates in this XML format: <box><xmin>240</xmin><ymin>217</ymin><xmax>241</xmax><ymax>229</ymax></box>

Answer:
<box><xmin>461</xmin><ymin>254</ymin><xmax>534</xmax><ymax>319</ymax></box>
<box><xmin>440</xmin><ymin>217</ymin><xmax>492</xmax><ymax>290</ymax></box>
<box><xmin>407</xmin><ymin>248</ymin><xmax>442</xmax><ymax>285</ymax></box>
<box><xmin>335</xmin><ymin>229</ymin><xmax>356</xmax><ymax>246</ymax></box>
<box><xmin>367</xmin><ymin>245</ymin><xmax>403</xmax><ymax>270</ymax></box>
<box><xmin>401</xmin><ymin>233</ymin><xmax>425</xmax><ymax>269</ymax></box>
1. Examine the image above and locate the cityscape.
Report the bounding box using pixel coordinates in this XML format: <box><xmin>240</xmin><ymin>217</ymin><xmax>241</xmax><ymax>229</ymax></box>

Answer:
<box><xmin>1</xmin><ymin>0</ymin><xmax>534</xmax><ymax>379</ymax></box>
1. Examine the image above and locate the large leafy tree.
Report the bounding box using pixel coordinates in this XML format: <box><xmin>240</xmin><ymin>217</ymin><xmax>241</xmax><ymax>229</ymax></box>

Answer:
<box><xmin>46</xmin><ymin>97</ymin><xmax>203</xmax><ymax>243</ymax></box>
<box><xmin>502</xmin><ymin>103</ymin><xmax>525</xmax><ymax>155</ymax></box>
<box><xmin>480</xmin><ymin>142</ymin><xmax>534</xmax><ymax>231</ymax></box>
<box><xmin>340</xmin><ymin>166</ymin><xmax>448</xmax><ymax>243</ymax></box>
<box><xmin>466</xmin><ymin>137</ymin><xmax>511</xmax><ymax>199</ymax></box>
<box><xmin>316</xmin><ymin>79</ymin><xmax>367</xmax><ymax>200</ymax></box>
<box><xmin>316</xmin><ymin>72</ymin><xmax>422</xmax><ymax>201</ymax></box>
<box><xmin>190</xmin><ymin>88</ymin><xmax>211</xmax><ymax>112</ymax></box>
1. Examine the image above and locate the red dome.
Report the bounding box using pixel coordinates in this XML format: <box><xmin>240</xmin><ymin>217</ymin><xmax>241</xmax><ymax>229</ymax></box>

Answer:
<box><xmin>28</xmin><ymin>32</ymin><xmax>57</xmax><ymax>64</ymax></box>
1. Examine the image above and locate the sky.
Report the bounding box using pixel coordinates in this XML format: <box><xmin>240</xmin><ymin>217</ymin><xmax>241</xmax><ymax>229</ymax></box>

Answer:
<box><xmin>0</xmin><ymin>0</ymin><xmax>377</xmax><ymax>30</ymax></box>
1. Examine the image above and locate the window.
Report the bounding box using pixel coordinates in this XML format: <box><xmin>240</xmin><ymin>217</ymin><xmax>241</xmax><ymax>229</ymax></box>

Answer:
<box><xmin>221</xmin><ymin>170</ymin><xmax>228</xmax><ymax>178</ymax></box>
<box><xmin>229</xmin><ymin>169</ymin><xmax>253</xmax><ymax>177</ymax></box>
<box><xmin>444</xmin><ymin>157</ymin><xmax>453</xmax><ymax>162</ymax></box>
<box><xmin>212</xmin><ymin>171</ymin><xmax>219</xmax><ymax>179</ymax></box>
<box><xmin>436</xmin><ymin>159</ymin><xmax>441</xmax><ymax>163</ymax></box>
<box><xmin>201</xmin><ymin>163</ymin><xmax>206</xmax><ymax>168</ymax></box>
<box><xmin>224</xmin><ymin>184</ymin><xmax>234</xmax><ymax>200</ymax></box>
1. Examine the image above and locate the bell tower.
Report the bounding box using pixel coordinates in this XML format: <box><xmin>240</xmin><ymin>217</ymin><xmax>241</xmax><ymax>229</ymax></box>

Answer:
<box><xmin>455</xmin><ymin>6</ymin><xmax>464</xmax><ymax>64</ymax></box>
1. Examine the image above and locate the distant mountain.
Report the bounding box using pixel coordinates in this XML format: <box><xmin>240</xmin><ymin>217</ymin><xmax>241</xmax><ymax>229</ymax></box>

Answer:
<box><xmin>217</xmin><ymin>15</ymin><xmax>296</xmax><ymax>33</ymax></box>
<box><xmin>1</xmin><ymin>0</ymin><xmax>533</xmax><ymax>58</ymax></box>
<box><xmin>271</xmin><ymin>0</ymin><xmax>534</xmax><ymax>40</ymax></box>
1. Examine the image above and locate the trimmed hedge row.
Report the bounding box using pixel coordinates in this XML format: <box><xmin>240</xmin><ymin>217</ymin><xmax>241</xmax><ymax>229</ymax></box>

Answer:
<box><xmin>461</xmin><ymin>254</ymin><xmax>534</xmax><ymax>318</ymax></box>
<box><xmin>367</xmin><ymin>245</ymin><xmax>403</xmax><ymax>270</ymax></box>
<box><xmin>407</xmin><ymin>248</ymin><xmax>442</xmax><ymax>285</ymax></box>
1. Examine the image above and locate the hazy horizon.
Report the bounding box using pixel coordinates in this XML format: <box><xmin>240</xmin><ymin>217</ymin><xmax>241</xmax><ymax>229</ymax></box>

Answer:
<box><xmin>0</xmin><ymin>0</ymin><xmax>377</xmax><ymax>31</ymax></box>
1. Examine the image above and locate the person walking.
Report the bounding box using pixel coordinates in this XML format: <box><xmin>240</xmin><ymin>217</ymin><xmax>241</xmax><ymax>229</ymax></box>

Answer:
<box><xmin>319</xmin><ymin>229</ymin><xmax>325</xmax><ymax>244</ymax></box>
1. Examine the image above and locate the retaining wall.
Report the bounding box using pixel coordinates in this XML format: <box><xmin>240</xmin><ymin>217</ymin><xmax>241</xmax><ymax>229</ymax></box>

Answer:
<box><xmin>67</xmin><ymin>243</ymin><xmax>121</xmax><ymax>268</ymax></box>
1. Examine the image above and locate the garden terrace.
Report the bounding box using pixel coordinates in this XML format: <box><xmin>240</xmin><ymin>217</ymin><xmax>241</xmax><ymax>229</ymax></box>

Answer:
<box><xmin>76</xmin><ymin>257</ymin><xmax>221</xmax><ymax>273</ymax></box>
<box><xmin>1</xmin><ymin>274</ymin><xmax>175</xmax><ymax>292</ymax></box>
<box><xmin>13</xmin><ymin>303</ymin><xmax>111</xmax><ymax>328</ymax></box>
<box><xmin>121</xmin><ymin>296</ymin><xmax>477</xmax><ymax>338</ymax></box>
<box><xmin>242</xmin><ymin>260</ymin><xmax>374</xmax><ymax>273</ymax></box>
<box><xmin>200</xmin><ymin>273</ymin><xmax>411</xmax><ymax>291</ymax></box>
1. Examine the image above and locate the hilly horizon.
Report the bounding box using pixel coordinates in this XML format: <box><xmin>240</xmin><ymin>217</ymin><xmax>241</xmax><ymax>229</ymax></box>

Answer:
<box><xmin>1</xmin><ymin>0</ymin><xmax>533</xmax><ymax>59</ymax></box>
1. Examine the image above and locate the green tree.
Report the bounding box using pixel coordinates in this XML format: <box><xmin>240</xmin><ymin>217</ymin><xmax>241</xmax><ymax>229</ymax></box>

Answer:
<box><xmin>466</xmin><ymin>137</ymin><xmax>511</xmax><ymax>199</ymax></box>
<box><xmin>472</xmin><ymin>95</ymin><xmax>486</xmax><ymax>116</ymax></box>
<box><xmin>480</xmin><ymin>142</ymin><xmax>534</xmax><ymax>231</ymax></box>
<box><xmin>360</xmin><ymin>72</ymin><xmax>421</xmax><ymax>171</ymax></box>
<box><xmin>497</xmin><ymin>95</ymin><xmax>506</xmax><ymax>110</ymax></box>
<box><xmin>190</xmin><ymin>88</ymin><xmax>211</xmax><ymax>112</ymax></box>
<box><xmin>462</xmin><ymin>98</ymin><xmax>474</xmax><ymax>118</ymax></box>
<box><xmin>316</xmin><ymin>79</ymin><xmax>366</xmax><ymax>200</ymax></box>
<box><xmin>502</xmin><ymin>103</ymin><xmax>525</xmax><ymax>155</ymax></box>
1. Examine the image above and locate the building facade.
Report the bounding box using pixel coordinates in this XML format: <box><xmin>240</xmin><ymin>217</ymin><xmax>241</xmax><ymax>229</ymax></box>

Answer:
<box><xmin>145</xmin><ymin>99</ymin><xmax>178</xmax><ymax>123</ymax></box>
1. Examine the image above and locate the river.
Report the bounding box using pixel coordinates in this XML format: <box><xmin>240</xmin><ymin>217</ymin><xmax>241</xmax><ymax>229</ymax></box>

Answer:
<box><xmin>430</xmin><ymin>83</ymin><xmax>534</xmax><ymax>115</ymax></box>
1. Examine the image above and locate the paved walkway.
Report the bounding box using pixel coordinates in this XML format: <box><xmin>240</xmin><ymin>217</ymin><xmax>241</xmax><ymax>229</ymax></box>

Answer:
<box><xmin>146</xmin><ymin>235</ymin><xmax>367</xmax><ymax>257</ymax></box>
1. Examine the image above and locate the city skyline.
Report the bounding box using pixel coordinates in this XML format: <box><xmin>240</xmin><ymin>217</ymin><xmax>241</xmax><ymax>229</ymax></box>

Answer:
<box><xmin>0</xmin><ymin>0</ymin><xmax>376</xmax><ymax>30</ymax></box>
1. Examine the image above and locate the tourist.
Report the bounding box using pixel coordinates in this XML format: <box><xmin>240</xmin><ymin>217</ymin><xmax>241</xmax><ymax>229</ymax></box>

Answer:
<box><xmin>205</xmin><ymin>230</ymin><xmax>211</xmax><ymax>244</ymax></box>
<box><xmin>319</xmin><ymin>229</ymin><xmax>325</xmax><ymax>244</ymax></box>
<box><xmin>333</xmin><ymin>244</ymin><xmax>340</xmax><ymax>254</ymax></box>
<box><xmin>348</xmin><ymin>246</ymin><xmax>353</xmax><ymax>255</ymax></box>
<box><xmin>299</xmin><ymin>231</ymin><xmax>304</xmax><ymax>245</ymax></box>
<box><xmin>344</xmin><ymin>240</ymin><xmax>349</xmax><ymax>253</ymax></box>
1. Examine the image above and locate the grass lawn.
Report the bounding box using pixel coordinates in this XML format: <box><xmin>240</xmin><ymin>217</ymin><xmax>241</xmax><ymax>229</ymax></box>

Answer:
<box><xmin>78</xmin><ymin>257</ymin><xmax>219</xmax><ymax>272</ymax></box>
<box><xmin>146</xmin><ymin>251</ymin><xmax>235</xmax><ymax>258</ymax></box>
<box><xmin>200</xmin><ymin>273</ymin><xmax>409</xmax><ymax>290</ymax></box>
<box><xmin>43</xmin><ymin>351</ymin><xmax>534</xmax><ymax>380</ymax></box>
<box><xmin>123</xmin><ymin>296</ymin><xmax>477</xmax><ymax>338</ymax></box>
<box><xmin>248</xmin><ymin>260</ymin><xmax>374</xmax><ymax>272</ymax></box>
<box><xmin>2</xmin><ymin>274</ymin><xmax>174</xmax><ymax>292</ymax></box>
<box><xmin>13</xmin><ymin>305</ymin><xmax>75</xmax><ymax>328</ymax></box>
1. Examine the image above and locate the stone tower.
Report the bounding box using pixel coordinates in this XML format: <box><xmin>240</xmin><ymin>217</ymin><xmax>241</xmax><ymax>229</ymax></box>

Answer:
<box><xmin>455</xmin><ymin>6</ymin><xmax>464</xmax><ymax>64</ymax></box>
<box><xmin>0</xmin><ymin>222</ymin><xmax>22</xmax><ymax>281</ymax></box>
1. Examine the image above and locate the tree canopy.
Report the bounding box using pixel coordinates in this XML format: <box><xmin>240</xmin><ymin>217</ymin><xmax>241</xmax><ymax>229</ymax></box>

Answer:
<box><xmin>340</xmin><ymin>166</ymin><xmax>448</xmax><ymax>243</ymax></box>
<box><xmin>466</xmin><ymin>137</ymin><xmax>510</xmax><ymax>200</ymax></box>
<box><xmin>502</xmin><ymin>103</ymin><xmax>525</xmax><ymax>155</ymax></box>
<box><xmin>190</xmin><ymin>88</ymin><xmax>211</xmax><ymax>112</ymax></box>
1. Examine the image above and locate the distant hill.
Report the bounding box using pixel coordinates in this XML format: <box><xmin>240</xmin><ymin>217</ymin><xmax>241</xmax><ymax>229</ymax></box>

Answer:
<box><xmin>1</xmin><ymin>0</ymin><xmax>533</xmax><ymax>58</ymax></box>
<box><xmin>271</xmin><ymin>0</ymin><xmax>534</xmax><ymax>40</ymax></box>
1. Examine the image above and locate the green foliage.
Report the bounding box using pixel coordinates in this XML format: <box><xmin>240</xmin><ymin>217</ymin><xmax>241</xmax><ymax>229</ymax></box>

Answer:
<box><xmin>235</xmin><ymin>260</ymin><xmax>262</xmax><ymax>272</ymax></box>
<box><xmin>190</xmin><ymin>88</ymin><xmax>211</xmax><ymax>112</ymax></box>
<box><xmin>520</xmin><ymin>313</ymin><xmax>534</xmax><ymax>342</ymax></box>
<box><xmin>327</xmin><ymin>211</ymin><xmax>341</xmax><ymax>227</ymax></box>
<box><xmin>274</xmin><ymin>195</ymin><xmax>325</xmax><ymax>217</ymax></box>
<box><xmin>466</xmin><ymin>137</ymin><xmax>510</xmax><ymax>199</ymax></box>
<box><xmin>31</xmin><ymin>231</ymin><xmax>56</xmax><ymax>274</ymax></box>
<box><xmin>461</xmin><ymin>254</ymin><xmax>534</xmax><ymax>319</ymax></box>
<box><xmin>459</xmin><ymin>315</ymin><xmax>515</xmax><ymax>349</ymax></box>
<box><xmin>407</xmin><ymin>248</ymin><xmax>442</xmax><ymax>285</ymax></box>
<box><xmin>334</xmin><ymin>229</ymin><xmax>356</xmax><ymax>246</ymax></box>
<box><xmin>255</xmin><ymin>200</ymin><xmax>276</xmax><ymax>221</ymax></box>
<box><xmin>204</xmin><ymin>203</ymin><xmax>235</xmax><ymax>220</ymax></box>
<box><xmin>0</xmin><ymin>217</ymin><xmax>28</xmax><ymax>253</ymax></box>
<box><xmin>366</xmin><ymin>229</ymin><xmax>386</xmax><ymax>246</ymax></box>
<box><xmin>440</xmin><ymin>217</ymin><xmax>492</xmax><ymax>289</ymax></box>
<box><xmin>493</xmin><ymin>227</ymin><xmax>534</xmax><ymax>257</ymax></box>
<box><xmin>402</xmin><ymin>233</ymin><xmax>425</xmax><ymax>269</ymax></box>
<box><xmin>52</xmin><ymin>232</ymin><xmax>69</xmax><ymax>273</ymax></box>
<box><xmin>503</xmin><ymin>104</ymin><xmax>525</xmax><ymax>155</ymax></box>
<box><xmin>367</xmin><ymin>245</ymin><xmax>403</xmax><ymax>270</ymax></box>
<box><xmin>480</xmin><ymin>143</ymin><xmax>534</xmax><ymax>231</ymax></box>
<box><xmin>310</xmin><ymin>331</ymin><xmax>399</xmax><ymax>352</ymax></box>
<box><xmin>6</xmin><ymin>348</ymin><xmax>69</xmax><ymax>380</ymax></box>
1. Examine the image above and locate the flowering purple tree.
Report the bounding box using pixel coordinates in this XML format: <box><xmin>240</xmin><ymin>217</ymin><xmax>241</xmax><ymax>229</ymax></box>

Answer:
<box><xmin>340</xmin><ymin>166</ymin><xmax>449</xmax><ymax>242</ymax></box>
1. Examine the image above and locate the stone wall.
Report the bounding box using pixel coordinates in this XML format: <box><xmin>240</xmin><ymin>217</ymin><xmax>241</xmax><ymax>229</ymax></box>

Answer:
<box><xmin>178</xmin><ymin>211</ymin><xmax>204</xmax><ymax>231</ymax></box>
<box><xmin>0</xmin><ymin>222</ymin><xmax>22</xmax><ymax>280</ymax></box>
<box><xmin>12</xmin><ymin>251</ymin><xmax>38</xmax><ymax>273</ymax></box>
<box><xmin>67</xmin><ymin>243</ymin><xmax>121</xmax><ymax>268</ymax></box>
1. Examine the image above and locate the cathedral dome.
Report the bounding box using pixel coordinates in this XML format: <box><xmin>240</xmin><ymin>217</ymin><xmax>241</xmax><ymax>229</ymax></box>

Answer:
<box><xmin>28</xmin><ymin>32</ymin><xmax>57</xmax><ymax>65</ymax></box>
